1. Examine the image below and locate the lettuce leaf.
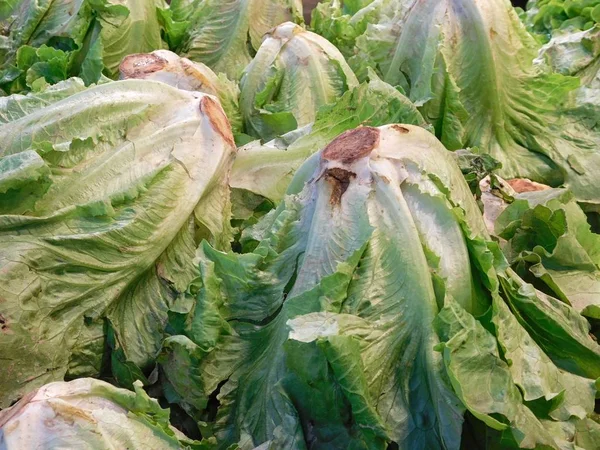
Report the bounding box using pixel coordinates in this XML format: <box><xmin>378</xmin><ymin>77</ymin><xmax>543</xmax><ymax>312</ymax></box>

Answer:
<box><xmin>496</xmin><ymin>188</ymin><xmax>600</xmax><ymax>319</ymax></box>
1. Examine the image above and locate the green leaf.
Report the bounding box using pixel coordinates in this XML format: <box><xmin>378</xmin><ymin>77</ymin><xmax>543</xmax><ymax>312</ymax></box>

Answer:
<box><xmin>91</xmin><ymin>0</ymin><xmax>166</xmax><ymax>78</ymax></box>
<box><xmin>435</xmin><ymin>298</ymin><xmax>559</xmax><ymax>449</ymax></box>
<box><xmin>523</xmin><ymin>0</ymin><xmax>600</xmax><ymax>40</ymax></box>
<box><xmin>0</xmin><ymin>150</ymin><xmax>49</xmax><ymax>195</ymax></box>
<box><xmin>499</xmin><ymin>270</ymin><xmax>600</xmax><ymax>379</ymax></box>
<box><xmin>79</xmin><ymin>33</ymin><xmax>104</xmax><ymax>86</ymax></box>
<box><xmin>492</xmin><ymin>294</ymin><xmax>596</xmax><ymax>421</ymax></box>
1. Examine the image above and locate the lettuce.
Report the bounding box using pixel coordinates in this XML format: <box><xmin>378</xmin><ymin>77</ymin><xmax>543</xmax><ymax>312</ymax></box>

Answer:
<box><xmin>0</xmin><ymin>0</ymin><xmax>166</xmax><ymax>94</ymax></box>
<box><xmin>239</xmin><ymin>22</ymin><xmax>358</xmax><ymax>141</ymax></box>
<box><xmin>0</xmin><ymin>78</ymin><xmax>236</xmax><ymax>407</ymax></box>
<box><xmin>160</xmin><ymin>124</ymin><xmax>600</xmax><ymax>449</ymax></box>
<box><xmin>0</xmin><ymin>378</ymin><xmax>200</xmax><ymax>448</ymax></box>
<box><xmin>311</xmin><ymin>0</ymin><xmax>600</xmax><ymax>206</ymax></box>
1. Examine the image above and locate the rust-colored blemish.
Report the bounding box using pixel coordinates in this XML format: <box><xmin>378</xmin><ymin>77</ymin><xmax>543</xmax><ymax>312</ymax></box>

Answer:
<box><xmin>119</xmin><ymin>53</ymin><xmax>168</xmax><ymax>79</ymax></box>
<box><xmin>507</xmin><ymin>178</ymin><xmax>550</xmax><ymax>193</ymax></box>
<box><xmin>180</xmin><ymin>59</ymin><xmax>213</xmax><ymax>90</ymax></box>
<box><xmin>200</xmin><ymin>96</ymin><xmax>235</xmax><ymax>147</ymax></box>
<box><xmin>0</xmin><ymin>313</ymin><xmax>7</xmax><ymax>332</ymax></box>
<box><xmin>391</xmin><ymin>124</ymin><xmax>410</xmax><ymax>134</ymax></box>
<box><xmin>325</xmin><ymin>167</ymin><xmax>356</xmax><ymax>205</ymax></box>
<box><xmin>322</xmin><ymin>127</ymin><xmax>379</xmax><ymax>164</ymax></box>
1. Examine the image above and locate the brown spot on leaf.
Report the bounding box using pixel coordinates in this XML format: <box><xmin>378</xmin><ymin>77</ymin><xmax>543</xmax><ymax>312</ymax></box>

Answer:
<box><xmin>200</xmin><ymin>96</ymin><xmax>235</xmax><ymax>147</ymax></box>
<box><xmin>119</xmin><ymin>53</ymin><xmax>167</xmax><ymax>79</ymax></box>
<box><xmin>391</xmin><ymin>124</ymin><xmax>410</xmax><ymax>134</ymax></box>
<box><xmin>325</xmin><ymin>167</ymin><xmax>356</xmax><ymax>205</ymax></box>
<box><xmin>179</xmin><ymin>58</ymin><xmax>215</xmax><ymax>92</ymax></box>
<box><xmin>507</xmin><ymin>178</ymin><xmax>550</xmax><ymax>193</ymax></box>
<box><xmin>322</xmin><ymin>127</ymin><xmax>379</xmax><ymax>164</ymax></box>
<box><xmin>0</xmin><ymin>314</ymin><xmax>7</xmax><ymax>332</ymax></box>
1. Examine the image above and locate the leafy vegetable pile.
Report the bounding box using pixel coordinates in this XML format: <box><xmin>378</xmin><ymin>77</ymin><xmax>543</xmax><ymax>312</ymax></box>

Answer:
<box><xmin>0</xmin><ymin>0</ymin><xmax>599</xmax><ymax>449</ymax></box>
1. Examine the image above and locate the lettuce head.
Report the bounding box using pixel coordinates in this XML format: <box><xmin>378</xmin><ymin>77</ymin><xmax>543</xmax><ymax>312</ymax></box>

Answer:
<box><xmin>159</xmin><ymin>124</ymin><xmax>600</xmax><ymax>449</ymax></box>
<box><xmin>0</xmin><ymin>378</ymin><xmax>198</xmax><ymax>449</ymax></box>
<box><xmin>0</xmin><ymin>78</ymin><xmax>237</xmax><ymax>407</ymax></box>
<box><xmin>239</xmin><ymin>22</ymin><xmax>359</xmax><ymax>141</ymax></box>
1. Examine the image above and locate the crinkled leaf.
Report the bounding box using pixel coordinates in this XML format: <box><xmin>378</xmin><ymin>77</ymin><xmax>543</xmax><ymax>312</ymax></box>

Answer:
<box><xmin>497</xmin><ymin>188</ymin><xmax>600</xmax><ymax>318</ymax></box>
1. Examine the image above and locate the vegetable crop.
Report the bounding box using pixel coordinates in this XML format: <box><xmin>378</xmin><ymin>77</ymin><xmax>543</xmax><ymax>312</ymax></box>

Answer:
<box><xmin>0</xmin><ymin>0</ymin><xmax>599</xmax><ymax>449</ymax></box>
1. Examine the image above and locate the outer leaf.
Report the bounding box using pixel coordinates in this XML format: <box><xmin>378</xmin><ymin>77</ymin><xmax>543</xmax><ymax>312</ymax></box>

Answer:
<box><xmin>492</xmin><ymin>293</ymin><xmax>596</xmax><ymax>421</ymax></box>
<box><xmin>435</xmin><ymin>299</ymin><xmax>560</xmax><ymax>449</ymax></box>
<box><xmin>496</xmin><ymin>188</ymin><xmax>600</xmax><ymax>318</ymax></box>
<box><xmin>535</xmin><ymin>26</ymin><xmax>600</xmax><ymax>89</ymax></box>
<box><xmin>499</xmin><ymin>269</ymin><xmax>600</xmax><ymax>379</ymax></box>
